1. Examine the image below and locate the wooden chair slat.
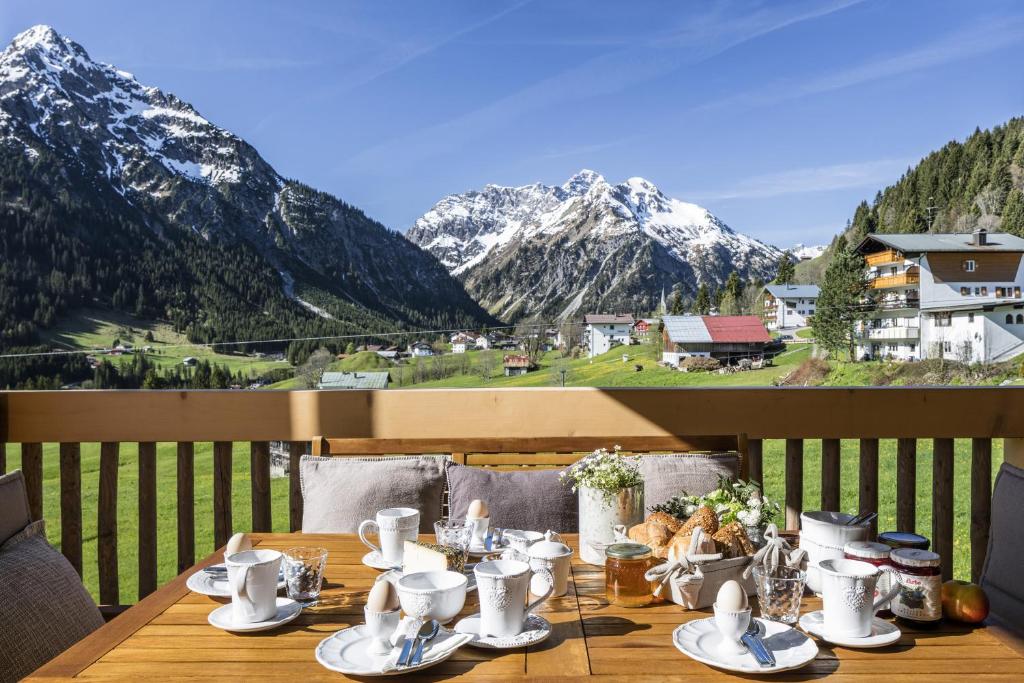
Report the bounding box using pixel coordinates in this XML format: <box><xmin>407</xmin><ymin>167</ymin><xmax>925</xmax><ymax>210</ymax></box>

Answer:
<box><xmin>315</xmin><ymin>435</ymin><xmax>739</xmax><ymax>456</ymax></box>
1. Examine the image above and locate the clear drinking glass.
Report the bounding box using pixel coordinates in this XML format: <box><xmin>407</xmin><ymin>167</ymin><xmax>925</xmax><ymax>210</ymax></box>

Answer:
<box><xmin>753</xmin><ymin>564</ymin><xmax>806</xmax><ymax>624</ymax></box>
<box><xmin>433</xmin><ymin>518</ymin><xmax>473</xmax><ymax>559</ymax></box>
<box><xmin>282</xmin><ymin>546</ymin><xmax>328</xmax><ymax>606</ymax></box>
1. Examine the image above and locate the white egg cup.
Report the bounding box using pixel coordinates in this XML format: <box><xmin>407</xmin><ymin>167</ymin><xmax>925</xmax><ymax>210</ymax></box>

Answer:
<box><xmin>364</xmin><ymin>606</ymin><xmax>400</xmax><ymax>656</ymax></box>
<box><xmin>713</xmin><ymin>603</ymin><xmax>751</xmax><ymax>658</ymax></box>
<box><xmin>468</xmin><ymin>516</ymin><xmax>489</xmax><ymax>545</ymax></box>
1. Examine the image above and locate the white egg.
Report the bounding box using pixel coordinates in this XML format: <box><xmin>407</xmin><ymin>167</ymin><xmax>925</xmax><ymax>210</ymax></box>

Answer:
<box><xmin>716</xmin><ymin>580</ymin><xmax>748</xmax><ymax>611</ymax></box>
<box><xmin>366</xmin><ymin>579</ymin><xmax>399</xmax><ymax>612</ymax></box>
<box><xmin>467</xmin><ymin>499</ymin><xmax>488</xmax><ymax>519</ymax></box>
<box><xmin>224</xmin><ymin>532</ymin><xmax>251</xmax><ymax>557</ymax></box>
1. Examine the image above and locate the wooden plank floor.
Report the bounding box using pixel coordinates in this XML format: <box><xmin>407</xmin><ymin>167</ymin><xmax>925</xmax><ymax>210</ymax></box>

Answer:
<box><xmin>26</xmin><ymin>533</ymin><xmax>1024</xmax><ymax>681</ymax></box>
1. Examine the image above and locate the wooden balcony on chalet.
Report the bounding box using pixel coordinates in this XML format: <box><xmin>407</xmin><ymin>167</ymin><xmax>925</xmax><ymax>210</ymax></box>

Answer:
<box><xmin>870</xmin><ymin>266</ymin><xmax>920</xmax><ymax>289</ymax></box>
<box><xmin>865</xmin><ymin>249</ymin><xmax>905</xmax><ymax>267</ymax></box>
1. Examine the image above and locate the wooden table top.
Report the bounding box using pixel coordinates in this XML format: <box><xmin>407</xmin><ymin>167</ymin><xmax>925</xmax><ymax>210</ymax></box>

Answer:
<box><xmin>28</xmin><ymin>533</ymin><xmax>1024</xmax><ymax>681</ymax></box>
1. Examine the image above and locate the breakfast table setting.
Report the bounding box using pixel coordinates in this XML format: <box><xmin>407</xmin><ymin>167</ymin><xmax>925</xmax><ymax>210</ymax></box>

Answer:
<box><xmin>27</xmin><ymin>449</ymin><xmax>1024</xmax><ymax>681</ymax></box>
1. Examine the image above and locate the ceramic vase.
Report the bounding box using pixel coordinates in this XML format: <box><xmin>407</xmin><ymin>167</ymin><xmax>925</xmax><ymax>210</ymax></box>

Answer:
<box><xmin>579</xmin><ymin>484</ymin><xmax>644</xmax><ymax>565</ymax></box>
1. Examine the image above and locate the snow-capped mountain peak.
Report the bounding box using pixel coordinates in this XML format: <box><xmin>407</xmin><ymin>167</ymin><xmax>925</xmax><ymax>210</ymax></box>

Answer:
<box><xmin>408</xmin><ymin>171</ymin><xmax>783</xmax><ymax>321</ymax></box>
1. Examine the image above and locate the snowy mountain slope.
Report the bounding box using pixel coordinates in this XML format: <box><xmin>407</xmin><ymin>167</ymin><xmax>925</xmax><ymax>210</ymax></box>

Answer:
<box><xmin>408</xmin><ymin>170</ymin><xmax>784</xmax><ymax>320</ymax></box>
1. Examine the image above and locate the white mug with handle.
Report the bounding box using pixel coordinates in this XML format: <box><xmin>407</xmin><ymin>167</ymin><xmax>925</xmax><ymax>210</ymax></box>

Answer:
<box><xmin>474</xmin><ymin>559</ymin><xmax>553</xmax><ymax>638</ymax></box>
<box><xmin>226</xmin><ymin>549</ymin><xmax>283</xmax><ymax>623</ymax></box>
<box><xmin>818</xmin><ymin>558</ymin><xmax>901</xmax><ymax>638</ymax></box>
<box><xmin>357</xmin><ymin>507</ymin><xmax>420</xmax><ymax>565</ymax></box>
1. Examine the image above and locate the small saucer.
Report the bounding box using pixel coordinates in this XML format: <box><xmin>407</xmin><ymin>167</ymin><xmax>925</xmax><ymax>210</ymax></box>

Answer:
<box><xmin>187</xmin><ymin>564</ymin><xmax>286</xmax><ymax>598</ymax></box>
<box><xmin>467</xmin><ymin>538</ymin><xmax>508</xmax><ymax>556</ymax></box>
<box><xmin>673</xmin><ymin>617</ymin><xmax>818</xmax><ymax>673</ymax></box>
<box><xmin>453</xmin><ymin>613</ymin><xmax>551</xmax><ymax>649</ymax></box>
<box><xmin>316</xmin><ymin>622</ymin><xmax>472</xmax><ymax>675</ymax></box>
<box><xmin>362</xmin><ymin>551</ymin><xmax>400</xmax><ymax>571</ymax></box>
<box><xmin>207</xmin><ymin>597</ymin><xmax>301</xmax><ymax>633</ymax></box>
<box><xmin>799</xmin><ymin>611</ymin><xmax>901</xmax><ymax>648</ymax></box>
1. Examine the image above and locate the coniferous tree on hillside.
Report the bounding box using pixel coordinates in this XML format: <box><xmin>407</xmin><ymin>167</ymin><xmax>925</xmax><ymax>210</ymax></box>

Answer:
<box><xmin>693</xmin><ymin>284</ymin><xmax>711</xmax><ymax>315</ymax></box>
<box><xmin>774</xmin><ymin>252</ymin><xmax>796</xmax><ymax>284</ymax></box>
<box><xmin>813</xmin><ymin>236</ymin><xmax>866</xmax><ymax>360</ymax></box>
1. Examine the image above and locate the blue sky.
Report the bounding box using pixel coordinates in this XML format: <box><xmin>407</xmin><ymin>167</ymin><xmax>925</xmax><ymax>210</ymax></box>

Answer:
<box><xmin>2</xmin><ymin>0</ymin><xmax>1023</xmax><ymax>247</ymax></box>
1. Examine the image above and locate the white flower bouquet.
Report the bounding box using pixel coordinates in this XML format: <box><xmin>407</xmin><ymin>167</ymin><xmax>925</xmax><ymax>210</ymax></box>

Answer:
<box><xmin>560</xmin><ymin>445</ymin><xmax>643</xmax><ymax>501</ymax></box>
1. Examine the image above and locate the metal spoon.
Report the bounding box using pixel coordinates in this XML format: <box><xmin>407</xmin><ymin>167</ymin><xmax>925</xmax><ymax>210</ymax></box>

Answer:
<box><xmin>408</xmin><ymin>620</ymin><xmax>440</xmax><ymax>666</ymax></box>
<box><xmin>741</xmin><ymin>618</ymin><xmax>775</xmax><ymax>667</ymax></box>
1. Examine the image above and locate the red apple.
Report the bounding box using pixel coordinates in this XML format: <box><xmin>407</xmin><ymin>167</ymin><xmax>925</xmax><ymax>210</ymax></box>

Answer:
<box><xmin>941</xmin><ymin>580</ymin><xmax>990</xmax><ymax>623</ymax></box>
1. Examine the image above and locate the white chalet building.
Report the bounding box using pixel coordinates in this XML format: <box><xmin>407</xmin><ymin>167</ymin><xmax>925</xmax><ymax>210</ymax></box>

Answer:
<box><xmin>761</xmin><ymin>284</ymin><xmax>820</xmax><ymax>330</ymax></box>
<box><xmin>855</xmin><ymin>230</ymin><xmax>1024</xmax><ymax>363</ymax></box>
<box><xmin>583</xmin><ymin>314</ymin><xmax>634</xmax><ymax>358</ymax></box>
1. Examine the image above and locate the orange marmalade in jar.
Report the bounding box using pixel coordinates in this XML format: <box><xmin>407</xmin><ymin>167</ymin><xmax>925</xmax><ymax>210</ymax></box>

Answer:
<box><xmin>605</xmin><ymin>542</ymin><xmax>656</xmax><ymax>607</ymax></box>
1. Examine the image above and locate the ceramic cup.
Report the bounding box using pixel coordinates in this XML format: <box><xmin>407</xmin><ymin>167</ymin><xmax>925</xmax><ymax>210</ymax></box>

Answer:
<box><xmin>504</xmin><ymin>529</ymin><xmax>561</xmax><ymax>555</ymax></box>
<box><xmin>225</xmin><ymin>549</ymin><xmax>283</xmax><ymax>623</ymax></box>
<box><xmin>364</xmin><ymin>606</ymin><xmax>400</xmax><ymax>656</ymax></box>
<box><xmin>526</xmin><ymin>539</ymin><xmax>574</xmax><ymax>597</ymax></box>
<box><xmin>818</xmin><ymin>559</ymin><xmax>901</xmax><ymax>638</ymax></box>
<box><xmin>474</xmin><ymin>559</ymin><xmax>553</xmax><ymax>638</ymax></box>
<box><xmin>800</xmin><ymin>533</ymin><xmax>849</xmax><ymax>594</ymax></box>
<box><xmin>358</xmin><ymin>507</ymin><xmax>420</xmax><ymax>565</ymax></box>
<box><xmin>395</xmin><ymin>570</ymin><xmax>468</xmax><ymax>624</ymax></box>
<box><xmin>713</xmin><ymin>603</ymin><xmax>752</xmax><ymax>657</ymax></box>
<box><xmin>467</xmin><ymin>516</ymin><xmax>490</xmax><ymax>546</ymax></box>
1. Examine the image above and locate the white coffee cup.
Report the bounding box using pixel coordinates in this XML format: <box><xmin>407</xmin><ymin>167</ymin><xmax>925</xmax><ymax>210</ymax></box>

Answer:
<box><xmin>800</xmin><ymin>533</ymin><xmax>849</xmax><ymax>594</ymax></box>
<box><xmin>474</xmin><ymin>559</ymin><xmax>553</xmax><ymax>638</ymax></box>
<box><xmin>818</xmin><ymin>558</ymin><xmax>901</xmax><ymax>638</ymax></box>
<box><xmin>526</xmin><ymin>539</ymin><xmax>574</xmax><ymax>597</ymax></box>
<box><xmin>358</xmin><ymin>508</ymin><xmax>420</xmax><ymax>565</ymax></box>
<box><xmin>226</xmin><ymin>549</ymin><xmax>282</xmax><ymax>623</ymax></box>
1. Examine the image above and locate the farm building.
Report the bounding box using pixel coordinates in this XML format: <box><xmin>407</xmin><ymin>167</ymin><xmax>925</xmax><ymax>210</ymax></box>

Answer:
<box><xmin>318</xmin><ymin>371</ymin><xmax>391</xmax><ymax>390</ymax></box>
<box><xmin>661</xmin><ymin>315</ymin><xmax>772</xmax><ymax>365</ymax></box>
<box><xmin>503</xmin><ymin>354</ymin><xmax>532</xmax><ymax>377</ymax></box>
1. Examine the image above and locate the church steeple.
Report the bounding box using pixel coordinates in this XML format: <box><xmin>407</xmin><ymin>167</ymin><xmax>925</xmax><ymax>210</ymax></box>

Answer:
<box><xmin>659</xmin><ymin>287</ymin><xmax>667</xmax><ymax>314</ymax></box>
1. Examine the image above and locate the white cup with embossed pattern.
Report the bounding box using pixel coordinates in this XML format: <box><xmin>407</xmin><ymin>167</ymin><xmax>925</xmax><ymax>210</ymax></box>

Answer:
<box><xmin>474</xmin><ymin>559</ymin><xmax>553</xmax><ymax>638</ymax></box>
<box><xmin>358</xmin><ymin>507</ymin><xmax>419</xmax><ymax>565</ymax></box>
<box><xmin>818</xmin><ymin>559</ymin><xmax>901</xmax><ymax>638</ymax></box>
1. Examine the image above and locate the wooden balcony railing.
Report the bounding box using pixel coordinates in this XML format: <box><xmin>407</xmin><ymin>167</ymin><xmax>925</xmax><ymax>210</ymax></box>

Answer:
<box><xmin>2</xmin><ymin>387</ymin><xmax>1024</xmax><ymax>606</ymax></box>
<box><xmin>871</xmin><ymin>266</ymin><xmax>920</xmax><ymax>289</ymax></box>
<box><xmin>865</xmin><ymin>249</ymin><xmax>905</xmax><ymax>267</ymax></box>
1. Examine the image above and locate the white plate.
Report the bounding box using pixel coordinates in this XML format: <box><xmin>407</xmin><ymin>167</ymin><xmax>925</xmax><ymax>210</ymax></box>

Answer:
<box><xmin>207</xmin><ymin>597</ymin><xmax>301</xmax><ymax>633</ymax></box>
<box><xmin>799</xmin><ymin>611</ymin><xmax>901</xmax><ymax>648</ymax></box>
<box><xmin>454</xmin><ymin>613</ymin><xmax>551</xmax><ymax>649</ymax></box>
<box><xmin>362</xmin><ymin>551</ymin><xmax>401</xmax><ymax>571</ymax></box>
<box><xmin>468</xmin><ymin>538</ymin><xmax>509</xmax><ymax>556</ymax></box>
<box><xmin>673</xmin><ymin>617</ymin><xmax>818</xmax><ymax>674</ymax></box>
<box><xmin>315</xmin><ymin>623</ymin><xmax>473</xmax><ymax>676</ymax></box>
<box><xmin>186</xmin><ymin>564</ymin><xmax>286</xmax><ymax>597</ymax></box>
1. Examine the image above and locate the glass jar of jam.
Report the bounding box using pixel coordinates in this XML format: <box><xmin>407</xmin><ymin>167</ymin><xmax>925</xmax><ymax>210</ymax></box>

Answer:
<box><xmin>844</xmin><ymin>541</ymin><xmax>894</xmax><ymax>616</ymax></box>
<box><xmin>890</xmin><ymin>548</ymin><xmax>942</xmax><ymax>626</ymax></box>
<box><xmin>605</xmin><ymin>542</ymin><xmax>656</xmax><ymax>607</ymax></box>
<box><xmin>878</xmin><ymin>531</ymin><xmax>930</xmax><ymax>551</ymax></box>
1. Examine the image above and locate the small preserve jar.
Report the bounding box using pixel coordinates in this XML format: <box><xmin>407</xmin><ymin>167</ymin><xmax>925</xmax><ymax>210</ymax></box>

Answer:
<box><xmin>605</xmin><ymin>542</ymin><xmax>655</xmax><ymax>607</ymax></box>
<box><xmin>890</xmin><ymin>548</ymin><xmax>942</xmax><ymax>626</ymax></box>
<box><xmin>878</xmin><ymin>531</ymin><xmax>930</xmax><ymax>551</ymax></box>
<box><xmin>844</xmin><ymin>541</ymin><xmax>894</xmax><ymax>616</ymax></box>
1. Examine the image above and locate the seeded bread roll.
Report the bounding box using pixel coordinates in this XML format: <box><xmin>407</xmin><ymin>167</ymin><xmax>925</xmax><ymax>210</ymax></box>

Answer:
<box><xmin>677</xmin><ymin>506</ymin><xmax>719</xmax><ymax>539</ymax></box>
<box><xmin>711</xmin><ymin>522</ymin><xmax>754</xmax><ymax>559</ymax></box>
<box><xmin>646</xmin><ymin>511</ymin><xmax>683</xmax><ymax>534</ymax></box>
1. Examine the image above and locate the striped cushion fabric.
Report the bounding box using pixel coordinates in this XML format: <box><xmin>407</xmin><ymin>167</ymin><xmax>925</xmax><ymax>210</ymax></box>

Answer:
<box><xmin>981</xmin><ymin>462</ymin><xmax>1024</xmax><ymax>632</ymax></box>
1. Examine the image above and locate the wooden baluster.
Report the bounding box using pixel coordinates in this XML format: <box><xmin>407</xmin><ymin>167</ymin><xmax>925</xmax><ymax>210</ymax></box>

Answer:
<box><xmin>896</xmin><ymin>438</ymin><xmax>917</xmax><ymax>532</ymax></box>
<box><xmin>59</xmin><ymin>442</ymin><xmax>83</xmax><ymax>577</ymax></box>
<box><xmin>970</xmin><ymin>438</ymin><xmax>992</xmax><ymax>583</ymax></box>
<box><xmin>820</xmin><ymin>438</ymin><xmax>840</xmax><ymax>511</ymax></box>
<box><xmin>98</xmin><ymin>442</ymin><xmax>119</xmax><ymax>606</ymax></box>
<box><xmin>213</xmin><ymin>441</ymin><xmax>232</xmax><ymax>549</ymax></box>
<box><xmin>859</xmin><ymin>438</ymin><xmax>879</xmax><ymax>538</ymax></box>
<box><xmin>288</xmin><ymin>441</ymin><xmax>304</xmax><ymax>533</ymax></box>
<box><xmin>932</xmin><ymin>438</ymin><xmax>955</xmax><ymax>581</ymax></box>
<box><xmin>747</xmin><ymin>438</ymin><xmax>763</xmax><ymax>484</ymax></box>
<box><xmin>0</xmin><ymin>441</ymin><xmax>6</xmax><ymax>474</ymax></box>
<box><xmin>21</xmin><ymin>443</ymin><xmax>43</xmax><ymax>521</ymax></box>
<box><xmin>250</xmin><ymin>441</ymin><xmax>271</xmax><ymax>533</ymax></box>
<box><xmin>177</xmin><ymin>442</ymin><xmax>195</xmax><ymax>573</ymax></box>
<box><xmin>785</xmin><ymin>439</ymin><xmax>803</xmax><ymax>530</ymax></box>
<box><xmin>138</xmin><ymin>442</ymin><xmax>157</xmax><ymax>599</ymax></box>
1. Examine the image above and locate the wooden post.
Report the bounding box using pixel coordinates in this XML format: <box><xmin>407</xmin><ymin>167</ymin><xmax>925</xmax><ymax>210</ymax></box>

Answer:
<box><xmin>98</xmin><ymin>442</ymin><xmax>119</xmax><ymax>605</ymax></box>
<box><xmin>176</xmin><ymin>442</ymin><xmax>195</xmax><ymax>574</ymax></box>
<box><xmin>21</xmin><ymin>442</ymin><xmax>43</xmax><ymax>521</ymax></box>
<box><xmin>970</xmin><ymin>438</ymin><xmax>992</xmax><ymax>583</ymax></box>
<box><xmin>288</xmin><ymin>441</ymin><xmax>304</xmax><ymax>533</ymax></box>
<box><xmin>213</xmin><ymin>441</ymin><xmax>232</xmax><ymax>549</ymax></box>
<box><xmin>138</xmin><ymin>442</ymin><xmax>157</xmax><ymax>599</ymax></box>
<box><xmin>785</xmin><ymin>439</ymin><xmax>803</xmax><ymax>530</ymax></box>
<box><xmin>747</xmin><ymin>438</ymin><xmax>763</xmax><ymax>484</ymax></box>
<box><xmin>859</xmin><ymin>438</ymin><xmax>879</xmax><ymax>538</ymax></box>
<box><xmin>0</xmin><ymin>441</ymin><xmax>6</xmax><ymax>474</ymax></box>
<box><xmin>820</xmin><ymin>438</ymin><xmax>840</xmax><ymax>511</ymax></box>
<box><xmin>59</xmin><ymin>442</ymin><xmax>83</xmax><ymax>577</ymax></box>
<box><xmin>250</xmin><ymin>441</ymin><xmax>271</xmax><ymax>533</ymax></box>
<box><xmin>896</xmin><ymin>438</ymin><xmax>916</xmax><ymax>532</ymax></box>
<box><xmin>932</xmin><ymin>438</ymin><xmax>955</xmax><ymax>581</ymax></box>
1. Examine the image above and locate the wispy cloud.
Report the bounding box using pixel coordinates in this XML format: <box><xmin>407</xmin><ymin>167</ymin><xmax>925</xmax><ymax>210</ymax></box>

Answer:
<box><xmin>694</xmin><ymin>158</ymin><xmax>909</xmax><ymax>201</ymax></box>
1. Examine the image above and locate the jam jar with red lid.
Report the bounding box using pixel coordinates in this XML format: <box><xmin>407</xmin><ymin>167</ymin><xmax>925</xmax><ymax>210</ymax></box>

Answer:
<box><xmin>890</xmin><ymin>548</ymin><xmax>942</xmax><ymax>626</ymax></box>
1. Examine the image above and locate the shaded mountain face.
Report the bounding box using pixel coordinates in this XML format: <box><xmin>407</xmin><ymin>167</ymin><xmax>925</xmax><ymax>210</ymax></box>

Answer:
<box><xmin>0</xmin><ymin>25</ymin><xmax>491</xmax><ymax>349</ymax></box>
<box><xmin>408</xmin><ymin>170</ymin><xmax>783</xmax><ymax>320</ymax></box>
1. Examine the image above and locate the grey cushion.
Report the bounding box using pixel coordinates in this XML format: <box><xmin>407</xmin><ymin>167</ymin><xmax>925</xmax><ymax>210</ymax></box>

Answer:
<box><xmin>446</xmin><ymin>464</ymin><xmax>578</xmax><ymax>533</ymax></box>
<box><xmin>0</xmin><ymin>520</ymin><xmax>104</xmax><ymax>682</ymax></box>
<box><xmin>637</xmin><ymin>453</ymin><xmax>740</xmax><ymax>508</ymax></box>
<box><xmin>300</xmin><ymin>455</ymin><xmax>448</xmax><ymax>533</ymax></box>
<box><xmin>981</xmin><ymin>462</ymin><xmax>1024</xmax><ymax>630</ymax></box>
<box><xmin>0</xmin><ymin>470</ymin><xmax>32</xmax><ymax>546</ymax></box>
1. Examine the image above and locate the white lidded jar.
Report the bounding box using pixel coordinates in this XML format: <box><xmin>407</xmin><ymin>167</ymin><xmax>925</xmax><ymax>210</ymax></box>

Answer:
<box><xmin>578</xmin><ymin>484</ymin><xmax>644</xmax><ymax>565</ymax></box>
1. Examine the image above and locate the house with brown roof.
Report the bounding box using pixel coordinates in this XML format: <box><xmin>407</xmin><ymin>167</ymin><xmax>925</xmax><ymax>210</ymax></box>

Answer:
<box><xmin>503</xmin><ymin>354</ymin><xmax>533</xmax><ymax>377</ymax></box>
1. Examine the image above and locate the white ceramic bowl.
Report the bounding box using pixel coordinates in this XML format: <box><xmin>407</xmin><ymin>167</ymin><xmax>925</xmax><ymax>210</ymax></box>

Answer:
<box><xmin>800</xmin><ymin>511</ymin><xmax>869</xmax><ymax>548</ymax></box>
<box><xmin>396</xmin><ymin>570</ymin><xmax>468</xmax><ymax>623</ymax></box>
